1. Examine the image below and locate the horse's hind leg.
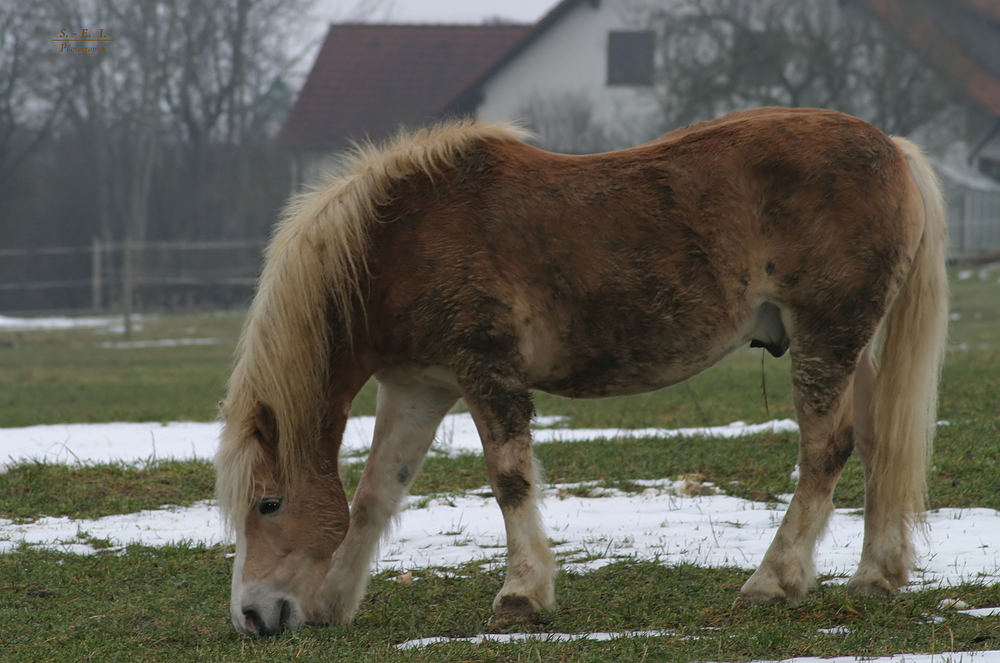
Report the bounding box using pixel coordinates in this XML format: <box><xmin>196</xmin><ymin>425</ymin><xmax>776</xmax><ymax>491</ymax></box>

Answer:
<box><xmin>319</xmin><ymin>367</ymin><xmax>458</xmax><ymax>624</ymax></box>
<box><xmin>847</xmin><ymin>341</ymin><xmax>912</xmax><ymax>595</ymax></box>
<box><xmin>739</xmin><ymin>353</ymin><xmax>857</xmax><ymax>605</ymax></box>
<box><xmin>462</xmin><ymin>383</ymin><xmax>556</xmax><ymax>626</ymax></box>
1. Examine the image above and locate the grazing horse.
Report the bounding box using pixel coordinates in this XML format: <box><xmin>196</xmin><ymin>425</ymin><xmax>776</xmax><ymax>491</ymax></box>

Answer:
<box><xmin>216</xmin><ymin>108</ymin><xmax>948</xmax><ymax>636</ymax></box>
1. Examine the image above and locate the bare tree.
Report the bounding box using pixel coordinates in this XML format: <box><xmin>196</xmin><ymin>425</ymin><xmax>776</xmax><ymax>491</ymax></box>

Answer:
<box><xmin>160</xmin><ymin>0</ymin><xmax>314</xmax><ymax>237</ymax></box>
<box><xmin>850</xmin><ymin>19</ymin><xmax>967</xmax><ymax>142</ymax></box>
<box><xmin>109</xmin><ymin>0</ymin><xmax>174</xmax><ymax>244</ymax></box>
<box><xmin>32</xmin><ymin>0</ymin><xmax>316</xmax><ymax>245</ymax></box>
<box><xmin>164</xmin><ymin>0</ymin><xmax>313</xmax><ymax>150</ymax></box>
<box><xmin>0</xmin><ymin>0</ymin><xmax>392</xmax><ymax>309</ymax></box>
<box><xmin>644</xmin><ymin>0</ymin><xmax>965</xmax><ymax>142</ymax></box>
<box><xmin>337</xmin><ymin>0</ymin><xmax>397</xmax><ymax>22</ymax></box>
<box><xmin>43</xmin><ymin>0</ymin><xmax>170</xmax><ymax>245</ymax></box>
<box><xmin>518</xmin><ymin>92</ymin><xmax>618</xmax><ymax>154</ymax></box>
<box><xmin>0</xmin><ymin>2</ymin><xmax>71</xmax><ymax>193</ymax></box>
<box><xmin>43</xmin><ymin>0</ymin><xmax>117</xmax><ymax>244</ymax></box>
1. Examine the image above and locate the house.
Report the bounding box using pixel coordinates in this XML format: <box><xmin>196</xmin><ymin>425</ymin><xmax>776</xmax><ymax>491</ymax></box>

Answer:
<box><xmin>854</xmin><ymin>0</ymin><xmax>1000</xmax><ymax>180</ymax></box>
<box><xmin>280</xmin><ymin>0</ymin><xmax>669</xmax><ymax>177</ymax></box>
<box><xmin>854</xmin><ymin>0</ymin><xmax>1000</xmax><ymax>256</ymax></box>
<box><xmin>283</xmin><ymin>0</ymin><xmax>1000</xmax><ymax>164</ymax></box>
<box><xmin>278</xmin><ymin>23</ymin><xmax>530</xmax><ymax>185</ymax></box>
<box><xmin>443</xmin><ymin>0</ymin><xmax>665</xmax><ymax>152</ymax></box>
<box><xmin>935</xmin><ymin>160</ymin><xmax>1000</xmax><ymax>255</ymax></box>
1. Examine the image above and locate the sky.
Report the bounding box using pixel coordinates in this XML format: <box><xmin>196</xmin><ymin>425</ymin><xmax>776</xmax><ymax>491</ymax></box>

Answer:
<box><xmin>317</xmin><ymin>0</ymin><xmax>559</xmax><ymax>25</ymax></box>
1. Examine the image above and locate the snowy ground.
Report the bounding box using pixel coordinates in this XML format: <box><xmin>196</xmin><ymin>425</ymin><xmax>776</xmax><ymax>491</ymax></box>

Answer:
<box><xmin>1</xmin><ymin>416</ymin><xmax>998</xmax><ymax>643</ymax></box>
<box><xmin>0</xmin><ymin>313</ymin><xmax>127</xmax><ymax>331</ymax></box>
<box><xmin>1</xmin><ymin>416</ymin><xmax>998</xmax><ymax>591</ymax></box>
<box><xmin>0</xmin><ymin>413</ymin><xmax>800</xmax><ymax>470</ymax></box>
<box><xmin>0</xmin><ymin>309</ymin><xmax>996</xmax><ymax>657</ymax></box>
<box><xmin>1</xmin><ymin>413</ymin><xmax>998</xmax><ymax>580</ymax></box>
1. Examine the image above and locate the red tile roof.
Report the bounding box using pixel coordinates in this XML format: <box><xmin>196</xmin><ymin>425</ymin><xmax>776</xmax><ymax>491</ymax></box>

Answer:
<box><xmin>278</xmin><ymin>24</ymin><xmax>530</xmax><ymax>152</ymax></box>
<box><xmin>859</xmin><ymin>0</ymin><xmax>1000</xmax><ymax>117</ymax></box>
<box><xmin>954</xmin><ymin>0</ymin><xmax>1000</xmax><ymax>22</ymax></box>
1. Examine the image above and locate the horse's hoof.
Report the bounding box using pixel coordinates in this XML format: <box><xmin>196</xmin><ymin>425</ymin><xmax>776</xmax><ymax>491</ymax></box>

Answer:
<box><xmin>732</xmin><ymin>591</ymin><xmax>789</xmax><ymax>610</ymax></box>
<box><xmin>737</xmin><ymin>571</ymin><xmax>794</xmax><ymax>607</ymax></box>
<box><xmin>846</xmin><ymin>576</ymin><xmax>893</xmax><ymax>597</ymax></box>
<box><xmin>489</xmin><ymin>594</ymin><xmax>539</xmax><ymax>628</ymax></box>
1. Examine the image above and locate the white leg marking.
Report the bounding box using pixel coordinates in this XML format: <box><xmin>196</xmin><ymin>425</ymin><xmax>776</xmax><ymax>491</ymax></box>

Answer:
<box><xmin>741</xmin><ymin>389</ymin><xmax>854</xmax><ymax>604</ymax></box>
<box><xmin>849</xmin><ymin>342</ymin><xmax>912</xmax><ymax>595</ymax></box>
<box><xmin>493</xmin><ymin>483</ymin><xmax>556</xmax><ymax>616</ymax></box>
<box><xmin>318</xmin><ymin>367</ymin><xmax>459</xmax><ymax>623</ymax></box>
<box><xmin>466</xmin><ymin>403</ymin><xmax>556</xmax><ymax>623</ymax></box>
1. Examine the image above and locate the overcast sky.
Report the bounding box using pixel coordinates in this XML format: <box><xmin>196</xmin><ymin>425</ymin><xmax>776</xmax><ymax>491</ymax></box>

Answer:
<box><xmin>291</xmin><ymin>1</ymin><xmax>559</xmax><ymax>82</ymax></box>
<box><xmin>318</xmin><ymin>0</ymin><xmax>559</xmax><ymax>25</ymax></box>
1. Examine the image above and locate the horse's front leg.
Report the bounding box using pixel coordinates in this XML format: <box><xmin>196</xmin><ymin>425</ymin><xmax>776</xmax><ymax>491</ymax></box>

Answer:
<box><xmin>463</xmin><ymin>384</ymin><xmax>556</xmax><ymax>626</ymax></box>
<box><xmin>317</xmin><ymin>369</ymin><xmax>458</xmax><ymax>624</ymax></box>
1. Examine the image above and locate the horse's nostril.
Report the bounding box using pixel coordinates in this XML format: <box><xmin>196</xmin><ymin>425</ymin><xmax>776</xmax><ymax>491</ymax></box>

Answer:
<box><xmin>243</xmin><ymin>607</ymin><xmax>264</xmax><ymax>636</ymax></box>
<box><xmin>278</xmin><ymin>599</ymin><xmax>292</xmax><ymax>631</ymax></box>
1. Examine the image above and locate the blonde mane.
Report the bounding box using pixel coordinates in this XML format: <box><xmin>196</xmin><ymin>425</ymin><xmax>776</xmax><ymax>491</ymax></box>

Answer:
<box><xmin>215</xmin><ymin>120</ymin><xmax>530</xmax><ymax>530</ymax></box>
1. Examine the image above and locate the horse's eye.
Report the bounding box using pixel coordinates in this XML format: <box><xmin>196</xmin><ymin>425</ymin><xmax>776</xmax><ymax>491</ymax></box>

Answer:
<box><xmin>258</xmin><ymin>498</ymin><xmax>283</xmax><ymax>516</ymax></box>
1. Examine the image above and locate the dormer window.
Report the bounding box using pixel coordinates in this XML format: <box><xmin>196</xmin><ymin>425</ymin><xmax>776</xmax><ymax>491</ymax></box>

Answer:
<box><xmin>980</xmin><ymin>156</ymin><xmax>1000</xmax><ymax>183</ymax></box>
<box><xmin>607</xmin><ymin>30</ymin><xmax>655</xmax><ymax>86</ymax></box>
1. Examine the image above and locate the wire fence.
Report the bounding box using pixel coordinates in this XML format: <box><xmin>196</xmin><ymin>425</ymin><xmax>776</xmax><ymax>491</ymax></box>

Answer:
<box><xmin>0</xmin><ymin>239</ymin><xmax>266</xmax><ymax>315</ymax></box>
<box><xmin>1</xmin><ymin>218</ymin><xmax>998</xmax><ymax>317</ymax></box>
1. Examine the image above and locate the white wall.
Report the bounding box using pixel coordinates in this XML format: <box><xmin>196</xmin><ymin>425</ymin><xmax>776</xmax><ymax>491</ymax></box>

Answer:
<box><xmin>475</xmin><ymin>0</ymin><xmax>664</xmax><ymax>148</ymax></box>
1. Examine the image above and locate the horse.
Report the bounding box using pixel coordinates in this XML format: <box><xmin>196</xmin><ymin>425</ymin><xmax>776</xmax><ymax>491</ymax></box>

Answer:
<box><xmin>215</xmin><ymin>107</ymin><xmax>948</xmax><ymax>636</ymax></box>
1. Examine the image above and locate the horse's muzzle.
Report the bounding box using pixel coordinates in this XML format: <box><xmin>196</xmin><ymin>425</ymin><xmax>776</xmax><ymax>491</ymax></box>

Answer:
<box><xmin>235</xmin><ymin>587</ymin><xmax>305</xmax><ymax>636</ymax></box>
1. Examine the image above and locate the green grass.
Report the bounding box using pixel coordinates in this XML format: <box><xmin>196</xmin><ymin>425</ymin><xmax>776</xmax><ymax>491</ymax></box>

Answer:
<box><xmin>0</xmin><ymin>312</ymin><xmax>243</xmax><ymax>426</ymax></box>
<box><xmin>0</xmin><ymin>460</ymin><xmax>214</xmax><ymax>522</ymax></box>
<box><xmin>1</xmin><ymin>552</ymin><xmax>997</xmax><ymax>662</ymax></box>
<box><xmin>0</xmin><ymin>270</ymin><xmax>998</xmax><ymax>660</ymax></box>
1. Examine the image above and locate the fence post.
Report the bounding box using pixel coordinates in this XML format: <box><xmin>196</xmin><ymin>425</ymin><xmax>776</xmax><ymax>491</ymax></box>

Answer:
<box><xmin>21</xmin><ymin>248</ymin><xmax>31</xmax><ymax>294</ymax></box>
<box><xmin>962</xmin><ymin>191</ymin><xmax>971</xmax><ymax>253</ymax></box>
<box><xmin>92</xmin><ymin>237</ymin><xmax>102</xmax><ymax>311</ymax></box>
<box><xmin>123</xmin><ymin>237</ymin><xmax>133</xmax><ymax>339</ymax></box>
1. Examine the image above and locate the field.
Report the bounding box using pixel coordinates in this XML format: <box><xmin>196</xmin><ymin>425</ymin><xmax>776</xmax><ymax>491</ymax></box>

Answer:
<box><xmin>0</xmin><ymin>268</ymin><xmax>998</xmax><ymax>662</ymax></box>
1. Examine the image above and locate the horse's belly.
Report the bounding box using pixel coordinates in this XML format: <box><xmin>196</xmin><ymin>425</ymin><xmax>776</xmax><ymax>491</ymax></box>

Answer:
<box><xmin>513</xmin><ymin>292</ymin><xmax>751</xmax><ymax>399</ymax></box>
<box><xmin>534</xmin><ymin>374</ymin><xmax>682</xmax><ymax>399</ymax></box>
<box><xmin>529</xmin><ymin>346</ymin><xmax>732</xmax><ymax>399</ymax></box>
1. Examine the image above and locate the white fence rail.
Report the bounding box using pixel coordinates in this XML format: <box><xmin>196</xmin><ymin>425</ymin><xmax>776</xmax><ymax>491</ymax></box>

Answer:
<box><xmin>947</xmin><ymin>189</ymin><xmax>1000</xmax><ymax>256</ymax></box>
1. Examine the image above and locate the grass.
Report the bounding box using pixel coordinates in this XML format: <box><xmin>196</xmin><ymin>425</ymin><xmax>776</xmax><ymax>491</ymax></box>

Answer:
<box><xmin>0</xmin><ymin>312</ymin><xmax>242</xmax><ymax>426</ymax></box>
<box><xmin>0</xmin><ymin>269</ymin><xmax>998</xmax><ymax>660</ymax></box>
<box><xmin>0</xmin><ymin>460</ymin><xmax>214</xmax><ymax>522</ymax></box>
<box><xmin>1</xmin><ymin>552</ymin><xmax>997</xmax><ymax>662</ymax></box>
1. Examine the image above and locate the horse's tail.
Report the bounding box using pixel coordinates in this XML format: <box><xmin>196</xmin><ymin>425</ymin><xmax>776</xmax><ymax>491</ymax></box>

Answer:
<box><xmin>866</xmin><ymin>137</ymin><xmax>948</xmax><ymax>549</ymax></box>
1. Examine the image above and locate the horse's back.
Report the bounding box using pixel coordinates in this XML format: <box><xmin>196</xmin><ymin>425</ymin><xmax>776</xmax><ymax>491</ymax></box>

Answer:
<box><xmin>364</xmin><ymin>108</ymin><xmax>916</xmax><ymax>398</ymax></box>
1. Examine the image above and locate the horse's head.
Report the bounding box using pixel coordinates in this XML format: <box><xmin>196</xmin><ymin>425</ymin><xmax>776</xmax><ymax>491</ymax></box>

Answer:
<box><xmin>217</xmin><ymin>400</ymin><xmax>350</xmax><ymax>636</ymax></box>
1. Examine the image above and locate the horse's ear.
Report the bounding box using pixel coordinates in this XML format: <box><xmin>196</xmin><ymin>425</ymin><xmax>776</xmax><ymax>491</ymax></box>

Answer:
<box><xmin>252</xmin><ymin>401</ymin><xmax>279</xmax><ymax>456</ymax></box>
